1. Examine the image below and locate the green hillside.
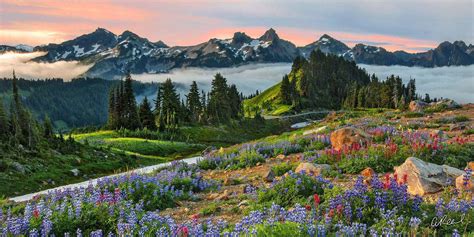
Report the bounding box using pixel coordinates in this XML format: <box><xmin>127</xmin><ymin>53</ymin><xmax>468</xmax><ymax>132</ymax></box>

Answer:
<box><xmin>244</xmin><ymin>82</ymin><xmax>294</xmax><ymax>116</ymax></box>
<box><xmin>245</xmin><ymin>50</ymin><xmax>422</xmax><ymax>116</ymax></box>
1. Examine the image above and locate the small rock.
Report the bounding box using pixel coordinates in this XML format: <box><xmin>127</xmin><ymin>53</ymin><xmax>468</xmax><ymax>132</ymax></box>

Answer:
<box><xmin>256</xmin><ymin>162</ymin><xmax>262</xmax><ymax>166</ymax></box>
<box><xmin>276</xmin><ymin>154</ymin><xmax>286</xmax><ymax>159</ymax></box>
<box><xmin>409</xmin><ymin>100</ymin><xmax>428</xmax><ymax>112</ymax></box>
<box><xmin>11</xmin><ymin>162</ymin><xmax>26</xmax><ymax>174</ymax></box>
<box><xmin>455</xmin><ymin>174</ymin><xmax>474</xmax><ymax>192</ymax></box>
<box><xmin>360</xmin><ymin>167</ymin><xmax>375</xmax><ymax>180</ymax></box>
<box><xmin>467</xmin><ymin>162</ymin><xmax>474</xmax><ymax>171</ymax></box>
<box><xmin>295</xmin><ymin>163</ymin><xmax>331</xmax><ymax>176</ymax></box>
<box><xmin>70</xmin><ymin>168</ymin><xmax>80</xmax><ymax>177</ymax></box>
<box><xmin>264</xmin><ymin>169</ymin><xmax>276</xmax><ymax>182</ymax></box>
<box><xmin>450</xmin><ymin>123</ymin><xmax>469</xmax><ymax>131</ymax></box>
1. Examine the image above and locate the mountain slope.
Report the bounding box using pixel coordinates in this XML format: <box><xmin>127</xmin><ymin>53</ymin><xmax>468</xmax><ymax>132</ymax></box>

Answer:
<box><xmin>299</xmin><ymin>34</ymin><xmax>350</xmax><ymax>57</ymax></box>
<box><xmin>3</xmin><ymin>27</ymin><xmax>472</xmax><ymax>79</ymax></box>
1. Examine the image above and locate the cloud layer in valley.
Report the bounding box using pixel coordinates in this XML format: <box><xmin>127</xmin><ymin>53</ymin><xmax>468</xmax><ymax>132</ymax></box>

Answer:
<box><xmin>132</xmin><ymin>63</ymin><xmax>292</xmax><ymax>97</ymax></box>
<box><xmin>360</xmin><ymin>64</ymin><xmax>474</xmax><ymax>104</ymax></box>
<box><xmin>0</xmin><ymin>52</ymin><xmax>93</xmax><ymax>80</ymax></box>
<box><xmin>1</xmin><ymin>52</ymin><xmax>472</xmax><ymax>104</ymax></box>
<box><xmin>134</xmin><ymin>63</ymin><xmax>474</xmax><ymax>104</ymax></box>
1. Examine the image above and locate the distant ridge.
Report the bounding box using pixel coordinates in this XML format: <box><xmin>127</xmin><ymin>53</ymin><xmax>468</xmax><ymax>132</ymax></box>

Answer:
<box><xmin>1</xmin><ymin>27</ymin><xmax>473</xmax><ymax>79</ymax></box>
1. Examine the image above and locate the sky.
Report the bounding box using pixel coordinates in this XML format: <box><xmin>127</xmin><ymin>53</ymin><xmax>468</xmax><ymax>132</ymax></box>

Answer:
<box><xmin>0</xmin><ymin>0</ymin><xmax>472</xmax><ymax>52</ymax></box>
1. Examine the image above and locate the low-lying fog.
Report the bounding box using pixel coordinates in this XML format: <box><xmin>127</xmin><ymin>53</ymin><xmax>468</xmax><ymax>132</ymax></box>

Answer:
<box><xmin>1</xmin><ymin>52</ymin><xmax>472</xmax><ymax>103</ymax></box>
<box><xmin>0</xmin><ymin>52</ymin><xmax>93</xmax><ymax>80</ymax></box>
<box><xmin>132</xmin><ymin>63</ymin><xmax>292</xmax><ymax>97</ymax></box>
<box><xmin>136</xmin><ymin>63</ymin><xmax>474</xmax><ymax>103</ymax></box>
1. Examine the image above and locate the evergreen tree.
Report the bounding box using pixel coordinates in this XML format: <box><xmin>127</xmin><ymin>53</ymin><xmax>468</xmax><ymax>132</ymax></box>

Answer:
<box><xmin>208</xmin><ymin>73</ymin><xmax>231</xmax><ymax>124</ymax></box>
<box><xmin>228</xmin><ymin>84</ymin><xmax>242</xmax><ymax>119</ymax></box>
<box><xmin>407</xmin><ymin>79</ymin><xmax>416</xmax><ymax>101</ymax></box>
<box><xmin>107</xmin><ymin>87</ymin><xmax>117</xmax><ymax>129</ymax></box>
<box><xmin>43</xmin><ymin>115</ymin><xmax>53</xmax><ymax>139</ymax></box>
<box><xmin>200</xmin><ymin>90</ymin><xmax>207</xmax><ymax>122</ymax></box>
<box><xmin>139</xmin><ymin>97</ymin><xmax>156</xmax><ymax>130</ymax></box>
<box><xmin>122</xmin><ymin>73</ymin><xmax>141</xmax><ymax>129</ymax></box>
<box><xmin>280</xmin><ymin>75</ymin><xmax>291</xmax><ymax>104</ymax></box>
<box><xmin>9</xmin><ymin>71</ymin><xmax>40</xmax><ymax>148</ymax></box>
<box><xmin>160</xmin><ymin>79</ymin><xmax>181</xmax><ymax>129</ymax></box>
<box><xmin>0</xmin><ymin>98</ymin><xmax>8</xmax><ymax>139</ymax></box>
<box><xmin>424</xmin><ymin>93</ymin><xmax>431</xmax><ymax>103</ymax></box>
<box><xmin>186</xmin><ymin>81</ymin><xmax>202</xmax><ymax>122</ymax></box>
<box><xmin>154</xmin><ymin>84</ymin><xmax>162</xmax><ymax>116</ymax></box>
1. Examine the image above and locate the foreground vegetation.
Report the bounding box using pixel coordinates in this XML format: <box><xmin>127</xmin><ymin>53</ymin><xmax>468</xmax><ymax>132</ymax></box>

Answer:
<box><xmin>1</xmin><ymin>104</ymin><xmax>472</xmax><ymax>236</ymax></box>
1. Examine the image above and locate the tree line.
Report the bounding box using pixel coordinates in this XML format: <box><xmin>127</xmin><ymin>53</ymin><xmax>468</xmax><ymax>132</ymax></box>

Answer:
<box><xmin>0</xmin><ymin>72</ymin><xmax>60</xmax><ymax>150</ymax></box>
<box><xmin>278</xmin><ymin>50</ymin><xmax>433</xmax><ymax>111</ymax></box>
<box><xmin>107</xmin><ymin>73</ymin><xmax>243</xmax><ymax>131</ymax></box>
<box><xmin>0</xmin><ymin>77</ymin><xmax>157</xmax><ymax>129</ymax></box>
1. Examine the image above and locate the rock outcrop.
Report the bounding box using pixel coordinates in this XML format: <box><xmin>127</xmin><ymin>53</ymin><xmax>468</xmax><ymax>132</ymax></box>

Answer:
<box><xmin>295</xmin><ymin>163</ymin><xmax>331</xmax><ymax>176</ymax></box>
<box><xmin>394</xmin><ymin>157</ymin><xmax>464</xmax><ymax>195</ymax></box>
<box><xmin>330</xmin><ymin>127</ymin><xmax>370</xmax><ymax>150</ymax></box>
<box><xmin>409</xmin><ymin>100</ymin><xmax>428</xmax><ymax>112</ymax></box>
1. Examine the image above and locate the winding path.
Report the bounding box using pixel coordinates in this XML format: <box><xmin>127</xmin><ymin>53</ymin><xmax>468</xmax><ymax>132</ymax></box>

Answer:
<box><xmin>9</xmin><ymin>156</ymin><xmax>202</xmax><ymax>203</ymax></box>
<box><xmin>263</xmin><ymin>110</ymin><xmax>340</xmax><ymax>120</ymax></box>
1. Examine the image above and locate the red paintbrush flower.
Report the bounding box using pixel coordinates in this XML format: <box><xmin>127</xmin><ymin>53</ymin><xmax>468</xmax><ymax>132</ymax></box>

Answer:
<box><xmin>313</xmin><ymin>194</ymin><xmax>320</xmax><ymax>206</ymax></box>
<box><xmin>33</xmin><ymin>209</ymin><xmax>39</xmax><ymax>218</ymax></box>
<box><xmin>305</xmin><ymin>204</ymin><xmax>312</xmax><ymax>211</ymax></box>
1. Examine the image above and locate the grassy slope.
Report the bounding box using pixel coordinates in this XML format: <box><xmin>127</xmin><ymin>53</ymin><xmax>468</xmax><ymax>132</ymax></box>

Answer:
<box><xmin>0</xmin><ymin>142</ymin><xmax>159</xmax><ymax>197</ymax></box>
<box><xmin>243</xmin><ymin>82</ymin><xmax>293</xmax><ymax>116</ymax></box>
<box><xmin>73</xmin><ymin>131</ymin><xmax>205</xmax><ymax>159</ymax></box>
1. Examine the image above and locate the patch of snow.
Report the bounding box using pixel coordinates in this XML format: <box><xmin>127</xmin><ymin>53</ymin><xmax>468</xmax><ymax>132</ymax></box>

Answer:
<box><xmin>61</xmin><ymin>51</ymin><xmax>71</xmax><ymax>59</ymax></box>
<box><xmin>72</xmin><ymin>45</ymin><xmax>84</xmax><ymax>57</ymax></box>
<box><xmin>15</xmin><ymin>44</ymin><xmax>33</xmax><ymax>52</ymax></box>
<box><xmin>261</xmin><ymin>41</ymin><xmax>271</xmax><ymax>48</ymax></box>
<box><xmin>249</xmin><ymin>40</ymin><xmax>261</xmax><ymax>50</ymax></box>
<box><xmin>82</xmin><ymin>43</ymin><xmax>101</xmax><ymax>56</ymax></box>
<box><xmin>143</xmin><ymin>49</ymin><xmax>154</xmax><ymax>56</ymax></box>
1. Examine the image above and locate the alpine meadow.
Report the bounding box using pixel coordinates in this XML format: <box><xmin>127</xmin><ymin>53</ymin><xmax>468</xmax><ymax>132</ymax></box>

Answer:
<box><xmin>0</xmin><ymin>1</ymin><xmax>473</xmax><ymax>236</ymax></box>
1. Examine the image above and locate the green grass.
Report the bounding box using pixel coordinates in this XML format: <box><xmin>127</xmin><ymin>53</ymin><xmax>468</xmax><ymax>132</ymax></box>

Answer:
<box><xmin>0</xmin><ymin>140</ymin><xmax>155</xmax><ymax>197</ymax></box>
<box><xmin>103</xmin><ymin>137</ymin><xmax>205</xmax><ymax>158</ymax></box>
<box><xmin>244</xmin><ymin>83</ymin><xmax>283</xmax><ymax>116</ymax></box>
<box><xmin>74</xmin><ymin>130</ymin><xmax>204</xmax><ymax>159</ymax></box>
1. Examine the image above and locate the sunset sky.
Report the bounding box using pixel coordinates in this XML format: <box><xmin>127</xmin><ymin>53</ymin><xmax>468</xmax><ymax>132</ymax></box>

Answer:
<box><xmin>0</xmin><ymin>0</ymin><xmax>472</xmax><ymax>52</ymax></box>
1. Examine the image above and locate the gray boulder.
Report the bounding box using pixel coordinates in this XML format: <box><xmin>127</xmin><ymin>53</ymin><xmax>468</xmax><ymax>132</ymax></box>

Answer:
<box><xmin>394</xmin><ymin>157</ymin><xmax>463</xmax><ymax>195</ymax></box>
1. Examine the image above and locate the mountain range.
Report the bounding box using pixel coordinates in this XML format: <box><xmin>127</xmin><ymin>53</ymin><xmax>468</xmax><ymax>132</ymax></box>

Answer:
<box><xmin>1</xmin><ymin>27</ymin><xmax>473</xmax><ymax>79</ymax></box>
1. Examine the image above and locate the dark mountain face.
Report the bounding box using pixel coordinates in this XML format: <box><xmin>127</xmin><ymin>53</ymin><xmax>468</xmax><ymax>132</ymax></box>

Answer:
<box><xmin>348</xmin><ymin>44</ymin><xmax>406</xmax><ymax>66</ymax></box>
<box><xmin>299</xmin><ymin>34</ymin><xmax>350</xmax><ymax>57</ymax></box>
<box><xmin>4</xmin><ymin>27</ymin><xmax>472</xmax><ymax>79</ymax></box>
<box><xmin>33</xmin><ymin>28</ymin><xmax>119</xmax><ymax>62</ymax></box>
<box><xmin>71</xmin><ymin>28</ymin><xmax>299</xmax><ymax>78</ymax></box>
<box><xmin>0</xmin><ymin>45</ymin><xmax>30</xmax><ymax>54</ymax></box>
<box><xmin>410</xmin><ymin>41</ymin><xmax>474</xmax><ymax>67</ymax></box>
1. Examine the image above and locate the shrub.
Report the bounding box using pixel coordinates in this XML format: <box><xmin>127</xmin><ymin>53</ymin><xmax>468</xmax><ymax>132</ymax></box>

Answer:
<box><xmin>254</xmin><ymin>172</ymin><xmax>331</xmax><ymax>208</ymax></box>
<box><xmin>271</xmin><ymin>162</ymin><xmax>297</xmax><ymax>176</ymax></box>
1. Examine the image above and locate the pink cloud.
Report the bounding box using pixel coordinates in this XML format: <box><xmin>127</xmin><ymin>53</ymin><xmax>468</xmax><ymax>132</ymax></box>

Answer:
<box><xmin>0</xmin><ymin>1</ymin><xmax>439</xmax><ymax>52</ymax></box>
